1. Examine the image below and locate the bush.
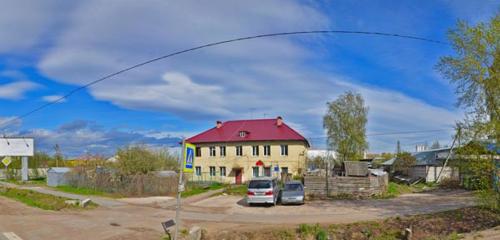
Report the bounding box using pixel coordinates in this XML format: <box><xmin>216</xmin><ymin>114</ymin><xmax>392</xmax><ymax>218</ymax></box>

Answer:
<box><xmin>477</xmin><ymin>189</ymin><xmax>500</xmax><ymax>210</ymax></box>
<box><xmin>115</xmin><ymin>145</ymin><xmax>178</xmax><ymax>175</ymax></box>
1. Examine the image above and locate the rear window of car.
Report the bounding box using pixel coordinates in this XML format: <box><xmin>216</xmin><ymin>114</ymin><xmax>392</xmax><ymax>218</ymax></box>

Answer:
<box><xmin>248</xmin><ymin>180</ymin><xmax>271</xmax><ymax>189</ymax></box>
<box><xmin>284</xmin><ymin>183</ymin><xmax>303</xmax><ymax>191</ymax></box>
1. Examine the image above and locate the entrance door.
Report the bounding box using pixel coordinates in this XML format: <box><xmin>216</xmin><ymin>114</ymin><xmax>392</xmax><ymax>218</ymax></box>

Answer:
<box><xmin>235</xmin><ymin>169</ymin><xmax>242</xmax><ymax>184</ymax></box>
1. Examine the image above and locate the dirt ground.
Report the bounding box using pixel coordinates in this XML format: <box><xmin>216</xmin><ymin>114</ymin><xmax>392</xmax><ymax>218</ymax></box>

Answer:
<box><xmin>0</xmin><ymin>189</ymin><xmax>478</xmax><ymax>240</ymax></box>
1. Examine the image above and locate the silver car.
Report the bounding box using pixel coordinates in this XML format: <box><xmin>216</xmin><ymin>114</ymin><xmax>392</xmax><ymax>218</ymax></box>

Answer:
<box><xmin>246</xmin><ymin>177</ymin><xmax>280</xmax><ymax>206</ymax></box>
<box><xmin>281</xmin><ymin>181</ymin><xmax>305</xmax><ymax>205</ymax></box>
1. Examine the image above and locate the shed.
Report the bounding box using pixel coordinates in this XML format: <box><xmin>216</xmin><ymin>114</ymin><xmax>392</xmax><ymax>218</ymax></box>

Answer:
<box><xmin>47</xmin><ymin>167</ymin><xmax>71</xmax><ymax>187</ymax></box>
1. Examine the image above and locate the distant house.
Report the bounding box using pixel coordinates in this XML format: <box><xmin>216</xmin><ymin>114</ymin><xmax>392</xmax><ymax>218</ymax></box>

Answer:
<box><xmin>185</xmin><ymin>117</ymin><xmax>309</xmax><ymax>184</ymax></box>
<box><xmin>381</xmin><ymin>147</ymin><xmax>459</xmax><ymax>182</ymax></box>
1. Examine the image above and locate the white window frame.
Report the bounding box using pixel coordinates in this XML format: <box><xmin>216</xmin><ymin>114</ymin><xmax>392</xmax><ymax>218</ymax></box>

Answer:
<box><xmin>220</xmin><ymin>167</ymin><xmax>226</xmax><ymax>177</ymax></box>
<box><xmin>236</xmin><ymin>146</ymin><xmax>243</xmax><ymax>156</ymax></box>
<box><xmin>195</xmin><ymin>166</ymin><xmax>201</xmax><ymax>176</ymax></box>
<box><xmin>252</xmin><ymin>145</ymin><xmax>259</xmax><ymax>156</ymax></box>
<box><xmin>264</xmin><ymin>145</ymin><xmax>271</xmax><ymax>156</ymax></box>
<box><xmin>209</xmin><ymin>166</ymin><xmax>216</xmax><ymax>176</ymax></box>
<box><xmin>220</xmin><ymin>146</ymin><xmax>226</xmax><ymax>157</ymax></box>
<box><xmin>209</xmin><ymin>146</ymin><xmax>216</xmax><ymax>157</ymax></box>
<box><xmin>280</xmin><ymin>145</ymin><xmax>288</xmax><ymax>156</ymax></box>
<box><xmin>239</xmin><ymin>131</ymin><xmax>246</xmax><ymax>137</ymax></box>
<box><xmin>252</xmin><ymin>166</ymin><xmax>259</xmax><ymax>177</ymax></box>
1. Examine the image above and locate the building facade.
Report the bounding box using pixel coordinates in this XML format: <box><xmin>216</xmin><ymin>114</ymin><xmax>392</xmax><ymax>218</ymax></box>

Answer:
<box><xmin>185</xmin><ymin>117</ymin><xmax>309</xmax><ymax>184</ymax></box>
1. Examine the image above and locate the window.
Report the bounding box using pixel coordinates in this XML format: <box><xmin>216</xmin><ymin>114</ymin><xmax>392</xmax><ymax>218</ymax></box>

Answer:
<box><xmin>220</xmin><ymin>167</ymin><xmax>226</xmax><ymax>177</ymax></box>
<box><xmin>264</xmin><ymin>145</ymin><xmax>271</xmax><ymax>156</ymax></box>
<box><xmin>209</xmin><ymin>166</ymin><xmax>216</xmax><ymax>176</ymax></box>
<box><xmin>252</xmin><ymin>145</ymin><xmax>259</xmax><ymax>156</ymax></box>
<box><xmin>239</xmin><ymin>131</ymin><xmax>246</xmax><ymax>137</ymax></box>
<box><xmin>264</xmin><ymin>167</ymin><xmax>271</xmax><ymax>177</ymax></box>
<box><xmin>195</xmin><ymin>166</ymin><xmax>201</xmax><ymax>176</ymax></box>
<box><xmin>236</xmin><ymin>146</ymin><xmax>243</xmax><ymax>156</ymax></box>
<box><xmin>252</xmin><ymin>167</ymin><xmax>259</xmax><ymax>177</ymax></box>
<box><xmin>220</xmin><ymin>146</ymin><xmax>226</xmax><ymax>157</ymax></box>
<box><xmin>195</xmin><ymin>147</ymin><xmax>201</xmax><ymax>157</ymax></box>
<box><xmin>280</xmin><ymin>145</ymin><xmax>288</xmax><ymax>156</ymax></box>
<box><xmin>281</xmin><ymin>167</ymin><xmax>288</xmax><ymax>174</ymax></box>
<box><xmin>209</xmin><ymin>146</ymin><xmax>216</xmax><ymax>156</ymax></box>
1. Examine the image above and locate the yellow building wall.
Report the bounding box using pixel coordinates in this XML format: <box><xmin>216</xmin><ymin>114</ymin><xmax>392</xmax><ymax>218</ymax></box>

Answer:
<box><xmin>189</xmin><ymin>140</ymin><xmax>308</xmax><ymax>184</ymax></box>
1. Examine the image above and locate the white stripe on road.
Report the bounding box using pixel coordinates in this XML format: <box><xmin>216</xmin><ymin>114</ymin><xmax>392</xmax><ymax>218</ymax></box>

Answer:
<box><xmin>2</xmin><ymin>232</ymin><xmax>23</xmax><ymax>240</ymax></box>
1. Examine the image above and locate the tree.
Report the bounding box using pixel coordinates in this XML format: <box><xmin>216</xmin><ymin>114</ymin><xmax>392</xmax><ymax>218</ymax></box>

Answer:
<box><xmin>115</xmin><ymin>145</ymin><xmax>178</xmax><ymax>175</ymax></box>
<box><xmin>393</xmin><ymin>152</ymin><xmax>416</xmax><ymax>176</ymax></box>
<box><xmin>323</xmin><ymin>91</ymin><xmax>369</xmax><ymax>162</ymax></box>
<box><xmin>437</xmin><ymin>13</ymin><xmax>500</xmax><ymax>143</ymax></box>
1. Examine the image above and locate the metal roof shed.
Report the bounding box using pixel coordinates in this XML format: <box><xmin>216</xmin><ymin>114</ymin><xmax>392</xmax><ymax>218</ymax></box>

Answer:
<box><xmin>47</xmin><ymin>167</ymin><xmax>71</xmax><ymax>187</ymax></box>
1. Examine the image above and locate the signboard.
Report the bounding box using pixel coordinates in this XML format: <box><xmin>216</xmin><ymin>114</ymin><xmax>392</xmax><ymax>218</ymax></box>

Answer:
<box><xmin>274</xmin><ymin>165</ymin><xmax>279</xmax><ymax>172</ymax></box>
<box><xmin>183</xmin><ymin>143</ymin><xmax>195</xmax><ymax>173</ymax></box>
<box><xmin>0</xmin><ymin>138</ymin><xmax>34</xmax><ymax>157</ymax></box>
<box><xmin>1</xmin><ymin>156</ymin><xmax>12</xmax><ymax>167</ymax></box>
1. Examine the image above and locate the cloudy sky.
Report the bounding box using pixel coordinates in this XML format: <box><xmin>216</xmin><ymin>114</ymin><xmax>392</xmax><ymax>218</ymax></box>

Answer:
<box><xmin>0</xmin><ymin>0</ymin><xmax>498</xmax><ymax>157</ymax></box>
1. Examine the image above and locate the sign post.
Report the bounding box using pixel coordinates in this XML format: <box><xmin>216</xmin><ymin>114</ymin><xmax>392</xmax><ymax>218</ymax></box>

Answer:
<box><xmin>174</xmin><ymin>140</ymin><xmax>196</xmax><ymax>240</ymax></box>
<box><xmin>2</xmin><ymin>156</ymin><xmax>11</xmax><ymax>179</ymax></box>
<box><xmin>1</xmin><ymin>138</ymin><xmax>34</xmax><ymax>182</ymax></box>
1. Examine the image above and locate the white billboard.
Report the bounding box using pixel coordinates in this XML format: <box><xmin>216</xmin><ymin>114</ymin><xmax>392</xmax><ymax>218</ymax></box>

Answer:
<box><xmin>0</xmin><ymin>138</ymin><xmax>34</xmax><ymax>156</ymax></box>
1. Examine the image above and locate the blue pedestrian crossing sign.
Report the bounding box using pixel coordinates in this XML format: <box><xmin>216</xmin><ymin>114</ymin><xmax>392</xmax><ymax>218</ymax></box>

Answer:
<box><xmin>183</xmin><ymin>143</ymin><xmax>196</xmax><ymax>173</ymax></box>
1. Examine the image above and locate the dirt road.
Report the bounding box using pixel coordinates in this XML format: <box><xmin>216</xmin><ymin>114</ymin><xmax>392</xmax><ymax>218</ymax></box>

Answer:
<box><xmin>0</xmin><ymin>190</ymin><xmax>476</xmax><ymax>240</ymax></box>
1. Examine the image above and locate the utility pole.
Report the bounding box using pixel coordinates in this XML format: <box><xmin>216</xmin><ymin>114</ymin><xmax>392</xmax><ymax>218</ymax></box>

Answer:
<box><xmin>396</xmin><ymin>140</ymin><xmax>401</xmax><ymax>156</ymax></box>
<box><xmin>174</xmin><ymin>139</ymin><xmax>186</xmax><ymax>240</ymax></box>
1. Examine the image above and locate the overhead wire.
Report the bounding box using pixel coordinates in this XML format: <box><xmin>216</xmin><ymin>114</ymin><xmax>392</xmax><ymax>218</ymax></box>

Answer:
<box><xmin>0</xmin><ymin>30</ymin><xmax>448</xmax><ymax>130</ymax></box>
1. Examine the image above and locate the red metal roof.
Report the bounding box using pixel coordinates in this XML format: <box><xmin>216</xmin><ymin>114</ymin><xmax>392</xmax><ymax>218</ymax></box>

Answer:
<box><xmin>186</xmin><ymin>119</ymin><xmax>309</xmax><ymax>146</ymax></box>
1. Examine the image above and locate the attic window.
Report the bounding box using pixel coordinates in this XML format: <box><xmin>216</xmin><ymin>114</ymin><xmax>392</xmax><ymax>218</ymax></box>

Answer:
<box><xmin>239</xmin><ymin>131</ymin><xmax>247</xmax><ymax>138</ymax></box>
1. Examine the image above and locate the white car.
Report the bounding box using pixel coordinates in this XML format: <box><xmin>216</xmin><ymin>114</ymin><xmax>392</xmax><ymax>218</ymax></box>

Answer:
<box><xmin>246</xmin><ymin>177</ymin><xmax>280</xmax><ymax>206</ymax></box>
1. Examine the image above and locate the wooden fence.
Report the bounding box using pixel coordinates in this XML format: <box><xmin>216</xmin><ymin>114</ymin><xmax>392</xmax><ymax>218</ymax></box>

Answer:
<box><xmin>304</xmin><ymin>174</ymin><xmax>388</xmax><ymax>198</ymax></box>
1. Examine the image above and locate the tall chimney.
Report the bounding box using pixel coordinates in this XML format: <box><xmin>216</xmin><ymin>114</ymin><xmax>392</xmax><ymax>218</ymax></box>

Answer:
<box><xmin>216</xmin><ymin>121</ymin><xmax>222</xmax><ymax>129</ymax></box>
<box><xmin>276</xmin><ymin>116</ymin><xmax>283</xmax><ymax>126</ymax></box>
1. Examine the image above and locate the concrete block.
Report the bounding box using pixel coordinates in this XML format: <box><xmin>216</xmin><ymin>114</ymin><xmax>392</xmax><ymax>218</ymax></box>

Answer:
<box><xmin>189</xmin><ymin>226</ymin><xmax>201</xmax><ymax>240</ymax></box>
<box><xmin>80</xmin><ymin>198</ymin><xmax>92</xmax><ymax>208</ymax></box>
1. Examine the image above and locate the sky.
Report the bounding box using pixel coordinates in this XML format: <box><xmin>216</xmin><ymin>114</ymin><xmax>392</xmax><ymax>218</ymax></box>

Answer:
<box><xmin>0</xmin><ymin>0</ymin><xmax>498</xmax><ymax>157</ymax></box>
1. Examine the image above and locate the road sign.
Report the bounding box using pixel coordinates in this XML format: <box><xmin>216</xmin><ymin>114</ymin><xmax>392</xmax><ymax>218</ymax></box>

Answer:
<box><xmin>0</xmin><ymin>138</ymin><xmax>34</xmax><ymax>157</ymax></box>
<box><xmin>1</xmin><ymin>156</ymin><xmax>12</xmax><ymax>167</ymax></box>
<box><xmin>183</xmin><ymin>143</ymin><xmax>196</xmax><ymax>173</ymax></box>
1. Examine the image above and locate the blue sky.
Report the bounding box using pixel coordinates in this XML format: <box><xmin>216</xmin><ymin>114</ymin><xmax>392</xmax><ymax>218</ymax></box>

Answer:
<box><xmin>0</xmin><ymin>0</ymin><xmax>498</xmax><ymax>157</ymax></box>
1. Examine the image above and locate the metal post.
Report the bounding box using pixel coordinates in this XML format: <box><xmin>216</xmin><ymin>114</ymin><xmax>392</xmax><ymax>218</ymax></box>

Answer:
<box><xmin>174</xmin><ymin>139</ymin><xmax>185</xmax><ymax>240</ymax></box>
<box><xmin>21</xmin><ymin>156</ymin><xmax>28</xmax><ymax>181</ymax></box>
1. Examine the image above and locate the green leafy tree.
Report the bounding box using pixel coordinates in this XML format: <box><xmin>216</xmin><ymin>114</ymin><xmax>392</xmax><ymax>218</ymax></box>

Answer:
<box><xmin>437</xmin><ymin>13</ymin><xmax>500</xmax><ymax>143</ymax></box>
<box><xmin>393</xmin><ymin>152</ymin><xmax>416</xmax><ymax>176</ymax></box>
<box><xmin>115</xmin><ymin>145</ymin><xmax>178</xmax><ymax>175</ymax></box>
<box><xmin>323</xmin><ymin>91</ymin><xmax>369</xmax><ymax>162</ymax></box>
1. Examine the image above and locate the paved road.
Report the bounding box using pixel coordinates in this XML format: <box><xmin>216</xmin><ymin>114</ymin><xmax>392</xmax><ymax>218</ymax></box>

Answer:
<box><xmin>0</xmin><ymin>189</ymin><xmax>477</xmax><ymax>240</ymax></box>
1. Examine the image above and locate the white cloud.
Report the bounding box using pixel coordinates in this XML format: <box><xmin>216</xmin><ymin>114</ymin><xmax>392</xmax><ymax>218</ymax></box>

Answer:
<box><xmin>9</xmin><ymin>0</ymin><xmax>466</xmax><ymax>152</ymax></box>
<box><xmin>41</xmin><ymin>95</ymin><xmax>66</xmax><ymax>103</ymax></box>
<box><xmin>0</xmin><ymin>81</ymin><xmax>39</xmax><ymax>100</ymax></box>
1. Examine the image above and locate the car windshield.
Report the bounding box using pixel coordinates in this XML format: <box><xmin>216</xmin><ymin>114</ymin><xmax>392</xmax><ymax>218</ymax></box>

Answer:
<box><xmin>248</xmin><ymin>180</ymin><xmax>271</xmax><ymax>189</ymax></box>
<box><xmin>284</xmin><ymin>184</ymin><xmax>302</xmax><ymax>191</ymax></box>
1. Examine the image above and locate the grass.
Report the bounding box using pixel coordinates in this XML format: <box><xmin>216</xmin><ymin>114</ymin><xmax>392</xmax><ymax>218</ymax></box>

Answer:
<box><xmin>54</xmin><ymin>185</ymin><xmax>120</xmax><ymax>198</ymax></box>
<box><xmin>209</xmin><ymin>207</ymin><xmax>500</xmax><ymax>240</ymax></box>
<box><xmin>181</xmin><ymin>182</ymin><xmax>224</xmax><ymax>198</ymax></box>
<box><xmin>0</xmin><ymin>186</ymin><xmax>96</xmax><ymax>210</ymax></box>
<box><xmin>223</xmin><ymin>184</ymin><xmax>247</xmax><ymax>196</ymax></box>
<box><xmin>376</xmin><ymin>182</ymin><xmax>436</xmax><ymax>199</ymax></box>
<box><xmin>1</xmin><ymin>177</ymin><xmax>47</xmax><ymax>186</ymax></box>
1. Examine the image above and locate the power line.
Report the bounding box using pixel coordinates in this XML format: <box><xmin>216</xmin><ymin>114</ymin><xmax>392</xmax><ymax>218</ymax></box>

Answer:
<box><xmin>308</xmin><ymin>128</ymin><xmax>453</xmax><ymax>140</ymax></box>
<box><xmin>0</xmin><ymin>30</ymin><xmax>448</xmax><ymax>130</ymax></box>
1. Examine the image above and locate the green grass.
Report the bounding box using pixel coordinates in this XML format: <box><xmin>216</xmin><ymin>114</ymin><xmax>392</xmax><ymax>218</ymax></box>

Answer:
<box><xmin>377</xmin><ymin>182</ymin><xmax>436</xmax><ymax>199</ymax></box>
<box><xmin>224</xmin><ymin>184</ymin><xmax>247</xmax><ymax>196</ymax></box>
<box><xmin>0</xmin><ymin>186</ymin><xmax>96</xmax><ymax>210</ymax></box>
<box><xmin>54</xmin><ymin>185</ymin><xmax>120</xmax><ymax>198</ymax></box>
<box><xmin>1</xmin><ymin>178</ymin><xmax>46</xmax><ymax>186</ymax></box>
<box><xmin>181</xmin><ymin>182</ymin><xmax>224</xmax><ymax>198</ymax></box>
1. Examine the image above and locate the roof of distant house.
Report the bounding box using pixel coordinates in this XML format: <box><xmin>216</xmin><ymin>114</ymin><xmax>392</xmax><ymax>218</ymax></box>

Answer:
<box><xmin>186</xmin><ymin>118</ymin><xmax>309</xmax><ymax>147</ymax></box>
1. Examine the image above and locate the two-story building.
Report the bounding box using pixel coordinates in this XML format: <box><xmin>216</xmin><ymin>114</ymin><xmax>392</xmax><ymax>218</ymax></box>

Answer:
<box><xmin>185</xmin><ymin>117</ymin><xmax>310</xmax><ymax>184</ymax></box>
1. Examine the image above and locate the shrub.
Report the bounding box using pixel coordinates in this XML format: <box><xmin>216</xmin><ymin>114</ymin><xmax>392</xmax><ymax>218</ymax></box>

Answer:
<box><xmin>115</xmin><ymin>145</ymin><xmax>178</xmax><ymax>175</ymax></box>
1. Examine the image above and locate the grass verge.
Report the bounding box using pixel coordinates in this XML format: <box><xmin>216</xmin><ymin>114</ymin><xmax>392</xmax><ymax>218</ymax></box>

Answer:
<box><xmin>181</xmin><ymin>182</ymin><xmax>224</xmax><ymax>198</ymax></box>
<box><xmin>54</xmin><ymin>185</ymin><xmax>120</xmax><ymax>198</ymax></box>
<box><xmin>0</xmin><ymin>186</ymin><xmax>96</xmax><ymax>210</ymax></box>
<box><xmin>207</xmin><ymin>207</ymin><xmax>500</xmax><ymax>240</ymax></box>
